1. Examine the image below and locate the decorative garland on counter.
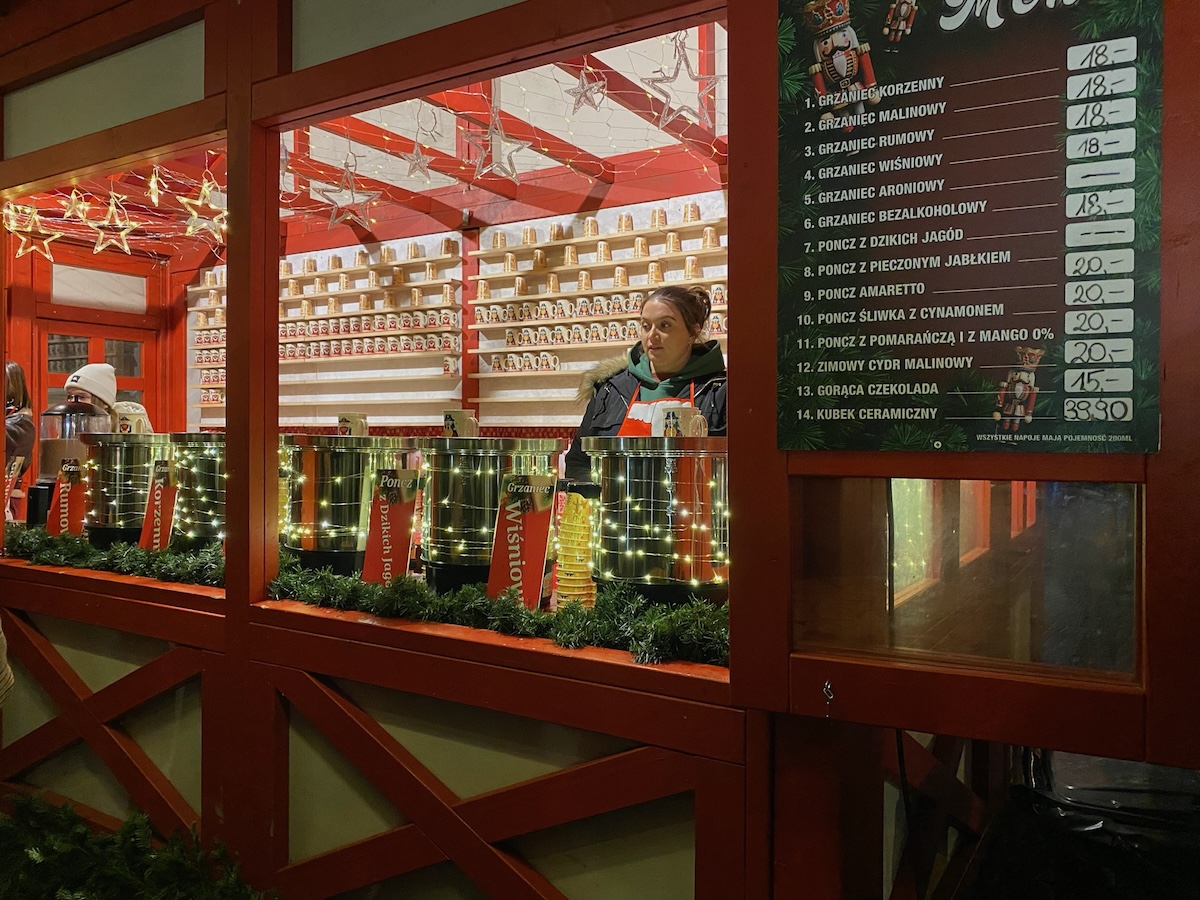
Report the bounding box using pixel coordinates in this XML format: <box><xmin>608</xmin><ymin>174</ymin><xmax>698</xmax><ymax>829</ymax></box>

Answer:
<box><xmin>0</xmin><ymin>794</ymin><xmax>269</xmax><ymax>900</ymax></box>
<box><xmin>3</xmin><ymin>527</ymin><xmax>225</xmax><ymax>587</ymax></box>
<box><xmin>2</xmin><ymin>528</ymin><xmax>729</xmax><ymax>667</ymax></box>
<box><xmin>267</xmin><ymin>563</ymin><xmax>730</xmax><ymax>667</ymax></box>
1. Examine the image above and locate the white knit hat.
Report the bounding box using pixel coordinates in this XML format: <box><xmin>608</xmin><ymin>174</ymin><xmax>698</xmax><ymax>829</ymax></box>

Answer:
<box><xmin>66</xmin><ymin>363</ymin><xmax>117</xmax><ymax>409</ymax></box>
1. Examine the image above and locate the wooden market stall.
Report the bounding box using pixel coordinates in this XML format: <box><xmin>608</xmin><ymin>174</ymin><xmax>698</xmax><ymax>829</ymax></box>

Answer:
<box><xmin>0</xmin><ymin>1</ymin><xmax>1197</xmax><ymax>898</ymax></box>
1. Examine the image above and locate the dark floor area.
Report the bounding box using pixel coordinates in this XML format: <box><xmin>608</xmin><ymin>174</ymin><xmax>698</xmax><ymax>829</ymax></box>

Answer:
<box><xmin>966</xmin><ymin>789</ymin><xmax>1200</xmax><ymax>900</ymax></box>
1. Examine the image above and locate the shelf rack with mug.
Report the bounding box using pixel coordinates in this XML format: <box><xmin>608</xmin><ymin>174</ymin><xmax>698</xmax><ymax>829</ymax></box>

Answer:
<box><xmin>187</xmin><ymin>239</ymin><xmax>466</xmax><ymax>429</ymax></box>
<box><xmin>470</xmin><ymin>207</ymin><xmax>727</xmax><ymax>425</ymax></box>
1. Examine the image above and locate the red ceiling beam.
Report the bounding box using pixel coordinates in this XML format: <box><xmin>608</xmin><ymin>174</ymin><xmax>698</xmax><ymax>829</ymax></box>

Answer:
<box><xmin>315</xmin><ymin>116</ymin><xmax>532</xmax><ymax>203</ymax></box>
<box><xmin>287</xmin><ymin>153</ymin><xmax>464</xmax><ymax>232</ymax></box>
<box><xmin>426</xmin><ymin>89</ymin><xmax>613</xmax><ymax>183</ymax></box>
<box><xmin>555</xmin><ymin>56</ymin><xmax>727</xmax><ymax>168</ymax></box>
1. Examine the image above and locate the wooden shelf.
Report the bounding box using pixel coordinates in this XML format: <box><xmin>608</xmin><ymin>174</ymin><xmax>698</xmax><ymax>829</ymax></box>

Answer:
<box><xmin>471</xmin><ymin>370</ymin><xmax>576</xmax><ymax>379</ymax></box>
<box><xmin>469</xmin><ymin>341</ymin><xmax>629</xmax><ymax>355</ymax></box>
<box><xmin>280</xmin><ymin>301</ymin><xmax>459</xmax><ymax>321</ymax></box>
<box><xmin>279</xmin><ymin>371</ymin><xmax>457</xmax><ymax>386</ymax></box>
<box><xmin>277</xmin><ymin>325</ymin><xmax>456</xmax><ymax>345</ymax></box>
<box><xmin>471</xmin><ymin>247</ymin><xmax>727</xmax><ymax>284</ymax></box>
<box><xmin>279</xmin><ymin>349</ymin><xmax>457</xmax><ymax>365</ymax></box>
<box><xmin>186</xmin><ymin>282</ymin><xmax>227</xmax><ymax>295</ymax></box>
<box><xmin>187</xmin><ymin>349</ymin><xmax>458</xmax><ymax>371</ymax></box>
<box><xmin>470</xmin><ymin>218</ymin><xmax>727</xmax><ymax>260</ymax></box>
<box><xmin>192</xmin><ymin>342</ymin><xmax>227</xmax><ymax>350</ymax></box>
<box><xmin>279</xmin><ymin>278</ymin><xmax>460</xmax><ymax>301</ymax></box>
<box><xmin>278</xmin><ymin>254</ymin><xmax>458</xmax><ymax>285</ymax></box>
<box><xmin>195</xmin><ymin>394</ymin><xmax>460</xmax><ymax>411</ymax></box>
<box><xmin>279</xmin><ymin>396</ymin><xmax>454</xmax><ymax>408</ymax></box>
<box><xmin>470</xmin><ymin>307</ymin><xmax>728</xmax><ymax>332</ymax></box>
<box><xmin>475</xmin><ymin>396</ymin><xmax>580</xmax><ymax>404</ymax></box>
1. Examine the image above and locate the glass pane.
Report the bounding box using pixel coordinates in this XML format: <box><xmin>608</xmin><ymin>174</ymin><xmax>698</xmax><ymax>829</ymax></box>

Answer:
<box><xmin>104</xmin><ymin>339</ymin><xmax>141</xmax><ymax>377</ymax></box>
<box><xmin>47</xmin><ymin>334</ymin><xmax>89</xmax><ymax>374</ymax></box>
<box><xmin>958</xmin><ymin>481</ymin><xmax>989</xmax><ymax>560</ymax></box>
<box><xmin>793</xmin><ymin>478</ymin><xmax>1138</xmax><ymax>674</ymax></box>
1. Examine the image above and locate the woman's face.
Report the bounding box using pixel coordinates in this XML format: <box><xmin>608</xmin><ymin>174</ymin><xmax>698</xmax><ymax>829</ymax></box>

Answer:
<box><xmin>66</xmin><ymin>389</ymin><xmax>94</xmax><ymax>405</ymax></box>
<box><xmin>639</xmin><ymin>298</ymin><xmax>697</xmax><ymax>378</ymax></box>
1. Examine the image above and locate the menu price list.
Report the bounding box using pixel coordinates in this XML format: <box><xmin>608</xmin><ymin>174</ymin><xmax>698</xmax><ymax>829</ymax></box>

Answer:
<box><xmin>776</xmin><ymin>0</ymin><xmax>1161</xmax><ymax>453</ymax></box>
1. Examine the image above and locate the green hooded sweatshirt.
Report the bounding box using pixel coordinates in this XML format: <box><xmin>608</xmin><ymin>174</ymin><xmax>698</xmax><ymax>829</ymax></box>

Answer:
<box><xmin>628</xmin><ymin>340</ymin><xmax>725</xmax><ymax>401</ymax></box>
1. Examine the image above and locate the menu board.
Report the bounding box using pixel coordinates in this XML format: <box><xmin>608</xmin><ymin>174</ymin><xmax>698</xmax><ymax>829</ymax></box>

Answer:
<box><xmin>777</xmin><ymin>0</ymin><xmax>1162</xmax><ymax>452</ymax></box>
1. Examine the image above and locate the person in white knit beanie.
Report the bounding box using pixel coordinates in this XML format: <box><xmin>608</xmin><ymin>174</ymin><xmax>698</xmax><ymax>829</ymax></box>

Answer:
<box><xmin>64</xmin><ymin>362</ymin><xmax>153</xmax><ymax>431</ymax></box>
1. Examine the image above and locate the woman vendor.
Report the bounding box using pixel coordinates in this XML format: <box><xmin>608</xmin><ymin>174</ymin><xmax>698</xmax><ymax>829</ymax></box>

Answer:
<box><xmin>565</xmin><ymin>284</ymin><xmax>726</xmax><ymax>481</ymax></box>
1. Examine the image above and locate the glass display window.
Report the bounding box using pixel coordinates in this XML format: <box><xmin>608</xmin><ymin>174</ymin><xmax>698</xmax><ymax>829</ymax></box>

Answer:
<box><xmin>3</xmin><ymin>143</ymin><xmax>230</xmax><ymax>583</ymax></box>
<box><xmin>793</xmin><ymin>476</ymin><xmax>1139</xmax><ymax>675</ymax></box>
<box><xmin>253</xmin><ymin>20</ymin><xmax>734</xmax><ymax>663</ymax></box>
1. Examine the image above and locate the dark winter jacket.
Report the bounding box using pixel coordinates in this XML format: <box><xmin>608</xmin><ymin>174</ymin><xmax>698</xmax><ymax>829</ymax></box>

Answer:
<box><xmin>564</xmin><ymin>341</ymin><xmax>727</xmax><ymax>482</ymax></box>
<box><xmin>5</xmin><ymin>409</ymin><xmax>34</xmax><ymax>479</ymax></box>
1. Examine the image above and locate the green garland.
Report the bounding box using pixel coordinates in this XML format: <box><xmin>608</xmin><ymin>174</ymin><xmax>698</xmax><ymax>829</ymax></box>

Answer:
<box><xmin>2</xmin><ymin>528</ymin><xmax>729</xmax><ymax>667</ymax></box>
<box><xmin>268</xmin><ymin>557</ymin><xmax>730</xmax><ymax>667</ymax></box>
<box><xmin>3</xmin><ymin>526</ymin><xmax>225</xmax><ymax>587</ymax></box>
<box><xmin>0</xmin><ymin>794</ymin><xmax>268</xmax><ymax>900</ymax></box>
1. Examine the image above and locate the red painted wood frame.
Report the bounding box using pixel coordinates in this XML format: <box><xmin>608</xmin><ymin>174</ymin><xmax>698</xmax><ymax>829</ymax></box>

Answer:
<box><xmin>730</xmin><ymin>0</ymin><xmax>1200</xmax><ymax>767</ymax></box>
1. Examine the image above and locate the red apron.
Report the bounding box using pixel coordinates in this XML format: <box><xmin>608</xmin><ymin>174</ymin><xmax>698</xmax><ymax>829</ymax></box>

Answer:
<box><xmin>616</xmin><ymin>383</ymin><xmax>697</xmax><ymax>437</ymax></box>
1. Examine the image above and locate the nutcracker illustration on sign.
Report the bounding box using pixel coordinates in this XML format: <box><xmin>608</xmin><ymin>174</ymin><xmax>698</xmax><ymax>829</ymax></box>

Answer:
<box><xmin>803</xmin><ymin>0</ymin><xmax>880</xmax><ymax>129</ymax></box>
<box><xmin>993</xmin><ymin>346</ymin><xmax>1045</xmax><ymax>431</ymax></box>
<box><xmin>882</xmin><ymin>0</ymin><xmax>918</xmax><ymax>43</ymax></box>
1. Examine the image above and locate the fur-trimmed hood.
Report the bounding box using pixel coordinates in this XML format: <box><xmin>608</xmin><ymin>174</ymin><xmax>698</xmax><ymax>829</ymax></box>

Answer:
<box><xmin>576</xmin><ymin>350</ymin><xmax>631</xmax><ymax>403</ymax></box>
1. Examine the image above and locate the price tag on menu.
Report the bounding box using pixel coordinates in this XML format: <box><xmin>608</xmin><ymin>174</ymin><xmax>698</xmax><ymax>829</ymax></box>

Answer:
<box><xmin>776</xmin><ymin>0</ymin><xmax>1161</xmax><ymax>452</ymax></box>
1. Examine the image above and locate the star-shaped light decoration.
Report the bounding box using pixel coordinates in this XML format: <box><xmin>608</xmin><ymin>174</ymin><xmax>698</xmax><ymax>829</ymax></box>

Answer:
<box><xmin>90</xmin><ymin>192</ymin><xmax>137</xmax><ymax>254</ymax></box>
<box><xmin>640</xmin><ymin>33</ymin><xmax>722</xmax><ymax>130</ymax></box>
<box><xmin>2</xmin><ymin>202</ymin><xmax>34</xmax><ymax>231</ymax></box>
<box><xmin>62</xmin><ymin>189</ymin><xmax>91</xmax><ymax>222</ymax></box>
<box><xmin>313</xmin><ymin>156</ymin><xmax>381</xmax><ymax>231</ymax></box>
<box><xmin>399</xmin><ymin>143</ymin><xmax>434</xmax><ymax>183</ymax></box>
<box><xmin>147</xmin><ymin>167</ymin><xmax>163</xmax><ymax>206</ymax></box>
<box><xmin>565</xmin><ymin>67</ymin><xmax>608</xmax><ymax>114</ymax></box>
<box><xmin>178</xmin><ymin>177</ymin><xmax>229</xmax><ymax>241</ymax></box>
<box><xmin>463</xmin><ymin>106</ymin><xmax>531</xmax><ymax>185</ymax></box>
<box><xmin>13</xmin><ymin>208</ymin><xmax>64</xmax><ymax>261</ymax></box>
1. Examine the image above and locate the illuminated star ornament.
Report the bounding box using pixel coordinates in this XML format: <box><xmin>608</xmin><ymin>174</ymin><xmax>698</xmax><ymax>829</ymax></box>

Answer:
<box><xmin>90</xmin><ymin>192</ymin><xmax>137</xmax><ymax>254</ymax></box>
<box><xmin>62</xmin><ymin>189</ymin><xmax>91</xmax><ymax>222</ymax></box>
<box><xmin>463</xmin><ymin>105</ymin><xmax>531</xmax><ymax>185</ymax></box>
<box><xmin>14</xmin><ymin>208</ymin><xmax>64</xmax><ymax>260</ymax></box>
<box><xmin>314</xmin><ymin>156</ymin><xmax>381</xmax><ymax>230</ymax></box>
<box><xmin>2</xmin><ymin>202</ymin><xmax>33</xmax><ymax>230</ymax></box>
<box><xmin>565</xmin><ymin>66</ymin><xmax>608</xmax><ymax>114</ymax></box>
<box><xmin>179</xmin><ymin>177</ymin><xmax>229</xmax><ymax>241</ymax></box>
<box><xmin>147</xmin><ymin>167</ymin><xmax>163</xmax><ymax>206</ymax></box>
<box><xmin>641</xmin><ymin>32</ymin><xmax>722</xmax><ymax>130</ymax></box>
<box><xmin>399</xmin><ymin>143</ymin><xmax>434</xmax><ymax>182</ymax></box>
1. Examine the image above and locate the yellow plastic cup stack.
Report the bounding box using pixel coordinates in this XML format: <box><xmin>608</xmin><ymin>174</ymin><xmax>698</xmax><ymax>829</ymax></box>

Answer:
<box><xmin>556</xmin><ymin>489</ymin><xmax>596</xmax><ymax>607</ymax></box>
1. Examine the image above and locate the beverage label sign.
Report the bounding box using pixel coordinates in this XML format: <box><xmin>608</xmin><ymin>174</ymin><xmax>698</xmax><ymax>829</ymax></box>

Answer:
<box><xmin>139</xmin><ymin>460</ymin><xmax>177</xmax><ymax>551</ymax></box>
<box><xmin>777</xmin><ymin>0</ymin><xmax>1161</xmax><ymax>452</ymax></box>
<box><xmin>4</xmin><ymin>456</ymin><xmax>24</xmax><ymax>515</ymax></box>
<box><xmin>362</xmin><ymin>469</ymin><xmax>420</xmax><ymax>587</ymax></box>
<box><xmin>487</xmin><ymin>474</ymin><xmax>557</xmax><ymax>610</ymax></box>
<box><xmin>46</xmin><ymin>459</ymin><xmax>85</xmax><ymax>537</ymax></box>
